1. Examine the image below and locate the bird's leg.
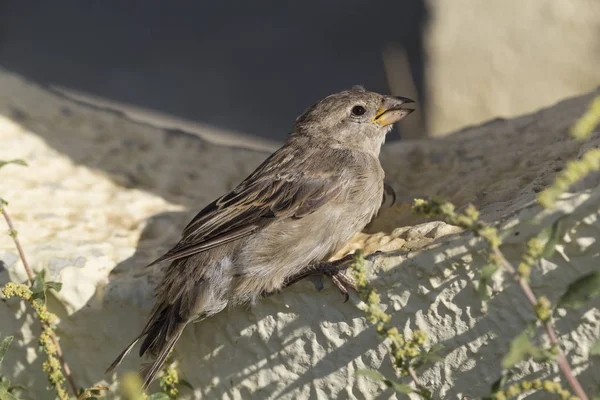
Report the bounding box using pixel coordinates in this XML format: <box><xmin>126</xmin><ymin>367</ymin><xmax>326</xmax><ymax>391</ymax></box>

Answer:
<box><xmin>264</xmin><ymin>254</ymin><xmax>359</xmax><ymax>302</ymax></box>
<box><xmin>262</xmin><ymin>251</ymin><xmax>387</xmax><ymax>301</ymax></box>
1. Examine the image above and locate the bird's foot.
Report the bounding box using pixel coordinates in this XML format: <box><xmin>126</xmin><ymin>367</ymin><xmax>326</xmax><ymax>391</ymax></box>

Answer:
<box><xmin>266</xmin><ymin>251</ymin><xmax>387</xmax><ymax>301</ymax></box>
<box><xmin>327</xmin><ymin>250</ymin><xmax>388</xmax><ymax>300</ymax></box>
<box><xmin>272</xmin><ymin>253</ymin><xmax>359</xmax><ymax>302</ymax></box>
<box><xmin>311</xmin><ymin>255</ymin><xmax>358</xmax><ymax>303</ymax></box>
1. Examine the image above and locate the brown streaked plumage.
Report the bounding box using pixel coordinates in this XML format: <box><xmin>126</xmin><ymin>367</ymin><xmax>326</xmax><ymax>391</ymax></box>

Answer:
<box><xmin>106</xmin><ymin>86</ymin><xmax>415</xmax><ymax>389</ymax></box>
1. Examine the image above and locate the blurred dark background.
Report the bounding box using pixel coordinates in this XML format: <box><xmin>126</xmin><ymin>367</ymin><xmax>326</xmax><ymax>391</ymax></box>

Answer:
<box><xmin>2</xmin><ymin>1</ymin><xmax>599</xmax><ymax>145</ymax></box>
<box><xmin>0</xmin><ymin>1</ymin><xmax>427</xmax><ymax>142</ymax></box>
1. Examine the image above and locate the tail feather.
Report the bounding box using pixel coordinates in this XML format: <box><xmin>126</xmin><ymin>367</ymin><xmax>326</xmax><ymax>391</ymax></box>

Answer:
<box><xmin>139</xmin><ymin>301</ymin><xmax>184</xmax><ymax>357</ymax></box>
<box><xmin>107</xmin><ymin>301</ymin><xmax>189</xmax><ymax>390</ymax></box>
<box><xmin>105</xmin><ymin>335</ymin><xmax>143</xmax><ymax>374</ymax></box>
<box><xmin>107</xmin><ymin>256</ymin><xmax>201</xmax><ymax>388</ymax></box>
<box><xmin>140</xmin><ymin>324</ymin><xmax>185</xmax><ymax>390</ymax></box>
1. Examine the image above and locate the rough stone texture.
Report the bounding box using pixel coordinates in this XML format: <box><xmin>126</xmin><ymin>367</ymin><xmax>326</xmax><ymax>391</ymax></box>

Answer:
<box><xmin>0</xmin><ymin>68</ymin><xmax>599</xmax><ymax>399</ymax></box>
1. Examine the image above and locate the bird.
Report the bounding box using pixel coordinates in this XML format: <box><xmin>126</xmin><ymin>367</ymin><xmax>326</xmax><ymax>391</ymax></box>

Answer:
<box><xmin>106</xmin><ymin>86</ymin><xmax>415</xmax><ymax>389</ymax></box>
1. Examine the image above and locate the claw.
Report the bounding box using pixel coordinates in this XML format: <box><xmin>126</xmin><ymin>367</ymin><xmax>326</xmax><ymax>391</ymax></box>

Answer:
<box><xmin>331</xmin><ymin>274</ymin><xmax>349</xmax><ymax>302</ymax></box>
<box><xmin>328</xmin><ymin>269</ymin><xmax>358</xmax><ymax>302</ymax></box>
<box><xmin>382</xmin><ymin>182</ymin><xmax>397</xmax><ymax>207</ymax></box>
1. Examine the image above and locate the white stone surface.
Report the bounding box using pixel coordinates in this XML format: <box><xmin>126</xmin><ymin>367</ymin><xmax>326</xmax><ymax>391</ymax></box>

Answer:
<box><xmin>0</xmin><ymin>69</ymin><xmax>599</xmax><ymax>399</ymax></box>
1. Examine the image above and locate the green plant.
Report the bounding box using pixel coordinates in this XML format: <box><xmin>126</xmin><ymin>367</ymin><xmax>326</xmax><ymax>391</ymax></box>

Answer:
<box><xmin>411</xmin><ymin>97</ymin><xmax>600</xmax><ymax>399</ymax></box>
<box><xmin>0</xmin><ymin>160</ymin><xmax>77</xmax><ymax>399</ymax></box>
<box><xmin>353</xmin><ymin>95</ymin><xmax>600</xmax><ymax>399</ymax></box>
<box><xmin>1</xmin><ymin>334</ymin><xmax>19</xmax><ymax>400</ymax></box>
<box><xmin>351</xmin><ymin>250</ymin><xmax>441</xmax><ymax>398</ymax></box>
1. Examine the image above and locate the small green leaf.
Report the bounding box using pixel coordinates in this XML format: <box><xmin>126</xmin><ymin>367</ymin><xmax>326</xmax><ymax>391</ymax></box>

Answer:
<box><xmin>590</xmin><ymin>339</ymin><xmax>600</xmax><ymax>356</ymax></box>
<box><xmin>418</xmin><ymin>387</ymin><xmax>432</xmax><ymax>399</ymax></box>
<box><xmin>356</xmin><ymin>369</ymin><xmax>413</xmax><ymax>396</ymax></box>
<box><xmin>478</xmin><ymin>264</ymin><xmax>499</xmax><ymax>301</ymax></box>
<box><xmin>0</xmin><ymin>198</ymin><xmax>7</xmax><ymax>206</ymax></box>
<box><xmin>558</xmin><ymin>270</ymin><xmax>600</xmax><ymax>309</ymax></box>
<box><xmin>0</xmin><ymin>380</ymin><xmax>23</xmax><ymax>393</ymax></box>
<box><xmin>179</xmin><ymin>379</ymin><xmax>194</xmax><ymax>390</ymax></box>
<box><xmin>429</xmin><ymin>343</ymin><xmax>444</xmax><ymax>353</ymax></box>
<box><xmin>501</xmin><ymin>326</ymin><xmax>552</xmax><ymax>369</ymax></box>
<box><xmin>31</xmin><ymin>270</ymin><xmax>48</xmax><ymax>303</ymax></box>
<box><xmin>355</xmin><ymin>369</ymin><xmax>386</xmax><ymax>382</ymax></box>
<box><xmin>387</xmin><ymin>381</ymin><xmax>413</xmax><ymax>394</ymax></box>
<box><xmin>425</xmin><ymin>353</ymin><xmax>443</xmax><ymax>363</ymax></box>
<box><xmin>0</xmin><ymin>160</ymin><xmax>27</xmax><ymax>170</ymax></box>
<box><xmin>0</xmin><ymin>383</ymin><xmax>18</xmax><ymax>400</ymax></box>
<box><xmin>149</xmin><ymin>393</ymin><xmax>170</xmax><ymax>400</ymax></box>
<box><xmin>0</xmin><ymin>336</ymin><xmax>13</xmax><ymax>366</ymax></box>
<box><xmin>46</xmin><ymin>281</ymin><xmax>63</xmax><ymax>293</ymax></box>
<box><xmin>529</xmin><ymin>346</ymin><xmax>553</xmax><ymax>363</ymax></box>
<box><xmin>502</xmin><ymin>330</ymin><xmax>534</xmax><ymax>369</ymax></box>
<box><xmin>537</xmin><ymin>219</ymin><xmax>564</xmax><ymax>258</ymax></box>
<box><xmin>489</xmin><ymin>372</ymin><xmax>513</xmax><ymax>394</ymax></box>
<box><xmin>477</xmin><ymin>279</ymin><xmax>490</xmax><ymax>301</ymax></box>
<box><xmin>412</xmin><ymin>343</ymin><xmax>445</xmax><ymax>369</ymax></box>
<box><xmin>480</xmin><ymin>264</ymin><xmax>499</xmax><ymax>279</ymax></box>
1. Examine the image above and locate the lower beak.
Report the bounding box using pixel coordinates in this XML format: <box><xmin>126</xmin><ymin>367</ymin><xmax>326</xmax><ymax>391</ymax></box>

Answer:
<box><xmin>373</xmin><ymin>96</ymin><xmax>416</xmax><ymax>127</ymax></box>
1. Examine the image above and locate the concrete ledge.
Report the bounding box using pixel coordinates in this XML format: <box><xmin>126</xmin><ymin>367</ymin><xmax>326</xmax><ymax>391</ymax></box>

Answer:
<box><xmin>0</xmin><ymin>69</ymin><xmax>599</xmax><ymax>399</ymax></box>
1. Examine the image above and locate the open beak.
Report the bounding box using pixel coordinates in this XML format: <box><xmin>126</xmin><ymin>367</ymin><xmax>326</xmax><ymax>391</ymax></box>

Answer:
<box><xmin>372</xmin><ymin>96</ymin><xmax>416</xmax><ymax>127</ymax></box>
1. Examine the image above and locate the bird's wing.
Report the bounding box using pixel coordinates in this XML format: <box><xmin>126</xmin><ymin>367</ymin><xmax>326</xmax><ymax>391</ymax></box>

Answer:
<box><xmin>148</xmin><ymin>149</ymin><xmax>343</xmax><ymax>265</ymax></box>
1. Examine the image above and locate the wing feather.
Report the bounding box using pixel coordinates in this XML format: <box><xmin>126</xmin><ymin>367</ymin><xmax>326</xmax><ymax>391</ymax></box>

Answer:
<box><xmin>148</xmin><ymin>148</ymin><xmax>342</xmax><ymax>266</ymax></box>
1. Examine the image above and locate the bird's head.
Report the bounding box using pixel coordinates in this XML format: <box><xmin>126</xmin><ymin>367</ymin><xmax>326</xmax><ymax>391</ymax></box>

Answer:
<box><xmin>293</xmin><ymin>86</ymin><xmax>415</xmax><ymax>154</ymax></box>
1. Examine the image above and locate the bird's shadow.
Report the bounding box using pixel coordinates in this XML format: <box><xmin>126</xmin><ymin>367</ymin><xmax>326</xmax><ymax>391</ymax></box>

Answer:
<box><xmin>91</xmin><ymin>212</ymin><xmax>387</xmax><ymax>397</ymax></box>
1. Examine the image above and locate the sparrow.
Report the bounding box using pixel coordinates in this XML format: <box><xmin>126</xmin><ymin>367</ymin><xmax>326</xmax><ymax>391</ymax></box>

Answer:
<box><xmin>106</xmin><ymin>86</ymin><xmax>415</xmax><ymax>389</ymax></box>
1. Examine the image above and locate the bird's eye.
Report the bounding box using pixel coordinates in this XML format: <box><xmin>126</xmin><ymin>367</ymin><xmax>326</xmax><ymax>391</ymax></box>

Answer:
<box><xmin>351</xmin><ymin>105</ymin><xmax>366</xmax><ymax>116</ymax></box>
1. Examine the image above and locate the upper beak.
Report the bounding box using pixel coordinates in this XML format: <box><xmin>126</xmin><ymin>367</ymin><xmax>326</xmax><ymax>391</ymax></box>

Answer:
<box><xmin>372</xmin><ymin>96</ymin><xmax>416</xmax><ymax>127</ymax></box>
